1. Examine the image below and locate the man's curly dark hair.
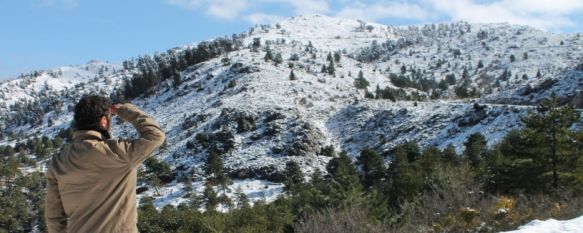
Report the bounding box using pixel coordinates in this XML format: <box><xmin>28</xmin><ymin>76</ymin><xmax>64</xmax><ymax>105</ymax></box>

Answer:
<box><xmin>73</xmin><ymin>95</ymin><xmax>112</xmax><ymax>130</ymax></box>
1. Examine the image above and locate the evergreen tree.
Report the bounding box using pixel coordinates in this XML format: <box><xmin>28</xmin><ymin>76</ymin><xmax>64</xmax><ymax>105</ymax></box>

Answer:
<box><xmin>510</xmin><ymin>54</ymin><xmax>516</xmax><ymax>62</ymax></box>
<box><xmin>386</xmin><ymin>146</ymin><xmax>424</xmax><ymax>208</ymax></box>
<box><xmin>321</xmin><ymin>64</ymin><xmax>327</xmax><ymax>73</ymax></box>
<box><xmin>500</xmin><ymin>69</ymin><xmax>510</xmax><ymax>81</ymax></box>
<box><xmin>151</xmin><ymin>175</ymin><xmax>162</xmax><ymax>196</ymax></box>
<box><xmin>441</xmin><ymin>144</ymin><xmax>458</xmax><ymax>165</ymax></box>
<box><xmin>172</xmin><ymin>74</ymin><xmax>181</xmax><ymax>89</ymax></box>
<box><xmin>364</xmin><ymin>91</ymin><xmax>375</xmax><ymax>99</ymax></box>
<box><xmin>421</xmin><ymin>146</ymin><xmax>441</xmax><ymax>175</ymax></box>
<box><xmin>477</xmin><ymin>60</ymin><xmax>484</xmax><ymax>69</ymax></box>
<box><xmin>464</xmin><ymin>133</ymin><xmax>487</xmax><ymax>167</ymax></box>
<box><xmin>445</xmin><ymin>74</ymin><xmax>457</xmax><ymax>85</ymax></box>
<box><xmin>354</xmin><ymin>71</ymin><xmax>370</xmax><ymax>89</ymax></box>
<box><xmin>462</xmin><ymin>67</ymin><xmax>470</xmax><ymax>79</ymax></box>
<box><xmin>327</xmin><ymin>59</ymin><xmax>335</xmax><ymax>76</ymax></box>
<box><xmin>264</xmin><ymin>48</ymin><xmax>273</xmax><ymax>62</ymax></box>
<box><xmin>326</xmin><ymin>52</ymin><xmax>333</xmax><ymax>62</ymax></box>
<box><xmin>356</xmin><ymin>148</ymin><xmax>385</xmax><ymax>189</ymax></box>
<box><xmin>205</xmin><ymin>150</ymin><xmax>226</xmax><ymax>185</ymax></box>
<box><xmin>274</xmin><ymin>53</ymin><xmax>283</xmax><ymax>66</ymax></box>
<box><xmin>252</xmin><ymin>38</ymin><xmax>261</xmax><ymax>52</ymax></box>
<box><xmin>326</xmin><ymin>151</ymin><xmax>362</xmax><ymax>205</ymax></box>
<box><xmin>334</xmin><ymin>51</ymin><xmax>341</xmax><ymax>63</ymax></box>
<box><xmin>375</xmin><ymin>84</ymin><xmax>382</xmax><ymax>99</ymax></box>
<box><xmin>394</xmin><ymin>141</ymin><xmax>422</xmax><ymax>163</ymax></box>
<box><xmin>284</xmin><ymin>161</ymin><xmax>303</xmax><ymax>194</ymax></box>
<box><xmin>235</xmin><ymin>187</ymin><xmax>250</xmax><ymax>209</ymax></box>
<box><xmin>438</xmin><ymin>80</ymin><xmax>449</xmax><ymax>90</ymax></box>
<box><xmin>203</xmin><ymin>184</ymin><xmax>219</xmax><ymax>211</ymax></box>
<box><xmin>522</xmin><ymin>93</ymin><xmax>579</xmax><ymax>189</ymax></box>
<box><xmin>289</xmin><ymin>70</ymin><xmax>296</xmax><ymax>80</ymax></box>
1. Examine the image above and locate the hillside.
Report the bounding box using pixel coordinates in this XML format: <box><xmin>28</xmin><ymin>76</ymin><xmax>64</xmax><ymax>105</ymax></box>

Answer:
<box><xmin>1</xmin><ymin>14</ymin><xmax>583</xmax><ymax>210</ymax></box>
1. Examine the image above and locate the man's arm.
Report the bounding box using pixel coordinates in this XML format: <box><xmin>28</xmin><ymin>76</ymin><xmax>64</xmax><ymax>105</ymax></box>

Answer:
<box><xmin>45</xmin><ymin>166</ymin><xmax>67</xmax><ymax>233</ymax></box>
<box><xmin>108</xmin><ymin>103</ymin><xmax>166</xmax><ymax>167</ymax></box>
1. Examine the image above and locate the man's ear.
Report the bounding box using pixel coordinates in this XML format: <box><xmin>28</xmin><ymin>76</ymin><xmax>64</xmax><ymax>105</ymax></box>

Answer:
<box><xmin>98</xmin><ymin>116</ymin><xmax>108</xmax><ymax>130</ymax></box>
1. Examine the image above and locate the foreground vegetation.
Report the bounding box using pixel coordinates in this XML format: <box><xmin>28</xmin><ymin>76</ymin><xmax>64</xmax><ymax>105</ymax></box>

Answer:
<box><xmin>1</xmin><ymin>95</ymin><xmax>583</xmax><ymax>232</ymax></box>
<box><xmin>138</xmin><ymin>94</ymin><xmax>583</xmax><ymax>233</ymax></box>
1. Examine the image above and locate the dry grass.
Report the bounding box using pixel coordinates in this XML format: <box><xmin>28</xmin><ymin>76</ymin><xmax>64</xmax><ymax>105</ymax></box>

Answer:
<box><xmin>293</xmin><ymin>204</ymin><xmax>395</xmax><ymax>233</ymax></box>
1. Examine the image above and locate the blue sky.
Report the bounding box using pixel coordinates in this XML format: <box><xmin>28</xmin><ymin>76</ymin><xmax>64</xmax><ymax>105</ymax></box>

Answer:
<box><xmin>1</xmin><ymin>0</ymin><xmax>582</xmax><ymax>80</ymax></box>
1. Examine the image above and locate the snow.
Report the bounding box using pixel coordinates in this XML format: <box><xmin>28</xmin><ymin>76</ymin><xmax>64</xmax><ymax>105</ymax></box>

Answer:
<box><xmin>1</xmin><ymin>15</ymin><xmax>583</xmax><ymax>219</ymax></box>
<box><xmin>502</xmin><ymin>216</ymin><xmax>583</xmax><ymax>233</ymax></box>
<box><xmin>138</xmin><ymin>179</ymin><xmax>284</xmax><ymax>210</ymax></box>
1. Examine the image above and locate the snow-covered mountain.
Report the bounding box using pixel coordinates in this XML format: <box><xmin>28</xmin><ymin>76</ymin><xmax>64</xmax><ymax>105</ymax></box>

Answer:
<box><xmin>1</xmin><ymin>15</ymin><xmax>583</xmax><ymax>207</ymax></box>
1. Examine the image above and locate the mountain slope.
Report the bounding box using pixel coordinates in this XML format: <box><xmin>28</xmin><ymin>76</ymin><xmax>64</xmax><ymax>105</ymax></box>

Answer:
<box><xmin>1</xmin><ymin>15</ymin><xmax>583</xmax><ymax>207</ymax></box>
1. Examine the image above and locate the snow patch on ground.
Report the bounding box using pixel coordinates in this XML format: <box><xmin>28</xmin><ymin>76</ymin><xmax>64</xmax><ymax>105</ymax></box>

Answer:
<box><xmin>503</xmin><ymin>216</ymin><xmax>583</xmax><ymax>233</ymax></box>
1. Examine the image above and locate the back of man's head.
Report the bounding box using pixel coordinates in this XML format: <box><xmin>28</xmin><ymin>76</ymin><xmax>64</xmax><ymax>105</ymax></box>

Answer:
<box><xmin>74</xmin><ymin>95</ymin><xmax>112</xmax><ymax>130</ymax></box>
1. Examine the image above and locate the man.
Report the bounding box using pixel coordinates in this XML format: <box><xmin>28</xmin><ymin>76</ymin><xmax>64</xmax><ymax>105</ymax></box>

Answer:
<box><xmin>45</xmin><ymin>95</ymin><xmax>165</xmax><ymax>233</ymax></box>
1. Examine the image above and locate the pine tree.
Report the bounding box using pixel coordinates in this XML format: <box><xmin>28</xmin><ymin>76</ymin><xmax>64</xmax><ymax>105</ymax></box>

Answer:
<box><xmin>462</xmin><ymin>67</ymin><xmax>469</xmax><ymax>79</ymax></box>
<box><xmin>321</xmin><ymin>64</ymin><xmax>327</xmax><ymax>73</ymax></box>
<box><xmin>394</xmin><ymin>141</ymin><xmax>422</xmax><ymax>163</ymax></box>
<box><xmin>205</xmin><ymin>150</ymin><xmax>226</xmax><ymax>185</ymax></box>
<box><xmin>203</xmin><ymin>184</ymin><xmax>219</xmax><ymax>211</ymax></box>
<box><xmin>151</xmin><ymin>175</ymin><xmax>162</xmax><ymax>196</ymax></box>
<box><xmin>386</xmin><ymin>144</ymin><xmax>424</xmax><ymax>207</ymax></box>
<box><xmin>446</xmin><ymin>74</ymin><xmax>456</xmax><ymax>85</ymax></box>
<box><xmin>510</xmin><ymin>54</ymin><xmax>516</xmax><ymax>62</ymax></box>
<box><xmin>326</xmin><ymin>52</ymin><xmax>333</xmax><ymax>62</ymax></box>
<box><xmin>284</xmin><ymin>161</ymin><xmax>303</xmax><ymax>194</ymax></box>
<box><xmin>375</xmin><ymin>84</ymin><xmax>382</xmax><ymax>99</ymax></box>
<box><xmin>252</xmin><ymin>38</ymin><xmax>261</xmax><ymax>52</ymax></box>
<box><xmin>327</xmin><ymin>59</ymin><xmax>335</xmax><ymax>76</ymax></box>
<box><xmin>464</xmin><ymin>133</ymin><xmax>487</xmax><ymax>167</ymax></box>
<box><xmin>289</xmin><ymin>70</ymin><xmax>296</xmax><ymax>80</ymax></box>
<box><xmin>477</xmin><ymin>60</ymin><xmax>484</xmax><ymax>69</ymax></box>
<box><xmin>326</xmin><ymin>151</ymin><xmax>362</xmax><ymax>205</ymax></box>
<box><xmin>334</xmin><ymin>51</ymin><xmax>341</xmax><ymax>63</ymax></box>
<box><xmin>354</xmin><ymin>70</ymin><xmax>369</xmax><ymax>89</ymax></box>
<box><xmin>274</xmin><ymin>53</ymin><xmax>283</xmax><ymax>66</ymax></box>
<box><xmin>522</xmin><ymin>93</ymin><xmax>579</xmax><ymax>189</ymax></box>
<box><xmin>421</xmin><ymin>145</ymin><xmax>441</xmax><ymax>175</ymax></box>
<box><xmin>356</xmin><ymin>148</ymin><xmax>385</xmax><ymax>189</ymax></box>
<box><xmin>235</xmin><ymin>187</ymin><xmax>250</xmax><ymax>209</ymax></box>
<box><xmin>264</xmin><ymin>48</ymin><xmax>273</xmax><ymax>62</ymax></box>
<box><xmin>439</xmin><ymin>144</ymin><xmax>456</xmax><ymax>164</ymax></box>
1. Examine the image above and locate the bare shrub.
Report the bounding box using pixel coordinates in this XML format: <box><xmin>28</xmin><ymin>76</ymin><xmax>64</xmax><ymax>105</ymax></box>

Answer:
<box><xmin>293</xmin><ymin>204</ymin><xmax>394</xmax><ymax>233</ymax></box>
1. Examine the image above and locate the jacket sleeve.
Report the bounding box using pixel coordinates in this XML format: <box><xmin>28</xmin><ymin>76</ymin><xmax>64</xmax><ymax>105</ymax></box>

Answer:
<box><xmin>45</xmin><ymin>164</ymin><xmax>67</xmax><ymax>233</ymax></box>
<box><xmin>107</xmin><ymin>103</ymin><xmax>166</xmax><ymax>168</ymax></box>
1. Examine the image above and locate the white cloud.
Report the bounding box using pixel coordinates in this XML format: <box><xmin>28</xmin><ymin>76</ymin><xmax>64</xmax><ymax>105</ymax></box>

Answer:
<box><xmin>35</xmin><ymin>0</ymin><xmax>78</xmax><ymax>9</ymax></box>
<box><xmin>245</xmin><ymin>13</ymin><xmax>286</xmax><ymax>24</ymax></box>
<box><xmin>500</xmin><ymin>0</ymin><xmax>583</xmax><ymax>15</ymax></box>
<box><xmin>282</xmin><ymin>0</ymin><xmax>330</xmax><ymax>15</ymax></box>
<box><xmin>337</xmin><ymin>1</ymin><xmax>431</xmax><ymax>22</ymax></box>
<box><xmin>166</xmin><ymin>0</ymin><xmax>583</xmax><ymax>31</ymax></box>
<box><xmin>166</xmin><ymin>0</ymin><xmax>249</xmax><ymax>20</ymax></box>
<box><xmin>207</xmin><ymin>0</ymin><xmax>248</xmax><ymax>20</ymax></box>
<box><xmin>427</xmin><ymin>0</ymin><xmax>583</xmax><ymax>31</ymax></box>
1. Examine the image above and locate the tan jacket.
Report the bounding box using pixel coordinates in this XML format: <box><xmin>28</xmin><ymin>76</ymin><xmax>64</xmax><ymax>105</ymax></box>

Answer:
<box><xmin>45</xmin><ymin>104</ymin><xmax>165</xmax><ymax>233</ymax></box>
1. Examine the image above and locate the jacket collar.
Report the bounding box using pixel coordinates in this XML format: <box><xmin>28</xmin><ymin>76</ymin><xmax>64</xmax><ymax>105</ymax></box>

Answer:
<box><xmin>72</xmin><ymin>130</ymin><xmax>107</xmax><ymax>142</ymax></box>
